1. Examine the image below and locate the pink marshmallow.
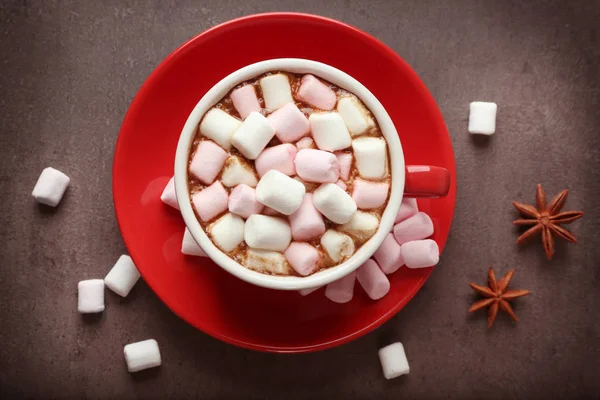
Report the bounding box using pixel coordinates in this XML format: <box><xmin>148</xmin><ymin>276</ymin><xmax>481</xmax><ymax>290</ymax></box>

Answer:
<box><xmin>335</xmin><ymin>180</ymin><xmax>347</xmax><ymax>191</ymax></box>
<box><xmin>230</xmin><ymin>85</ymin><xmax>261</xmax><ymax>120</ymax></box>
<box><xmin>160</xmin><ymin>176</ymin><xmax>179</xmax><ymax>210</ymax></box>
<box><xmin>191</xmin><ymin>181</ymin><xmax>229</xmax><ymax>222</ymax></box>
<box><xmin>393</xmin><ymin>212</ymin><xmax>434</xmax><ymax>244</ymax></box>
<box><xmin>395</xmin><ymin>198</ymin><xmax>419</xmax><ymax>223</ymax></box>
<box><xmin>357</xmin><ymin>259</ymin><xmax>390</xmax><ymax>300</ymax></box>
<box><xmin>294</xmin><ymin>149</ymin><xmax>340</xmax><ymax>183</ymax></box>
<box><xmin>267</xmin><ymin>103</ymin><xmax>310</xmax><ymax>143</ymax></box>
<box><xmin>373</xmin><ymin>233</ymin><xmax>404</xmax><ymax>274</ymax></box>
<box><xmin>288</xmin><ymin>193</ymin><xmax>326</xmax><ymax>241</ymax></box>
<box><xmin>335</xmin><ymin>152</ymin><xmax>353</xmax><ymax>181</ymax></box>
<box><xmin>255</xmin><ymin>143</ymin><xmax>297</xmax><ymax>177</ymax></box>
<box><xmin>401</xmin><ymin>239</ymin><xmax>439</xmax><ymax>269</ymax></box>
<box><xmin>296</xmin><ymin>136</ymin><xmax>314</xmax><ymax>150</ymax></box>
<box><xmin>189</xmin><ymin>140</ymin><xmax>229</xmax><ymax>185</ymax></box>
<box><xmin>284</xmin><ymin>242</ymin><xmax>321</xmax><ymax>276</ymax></box>
<box><xmin>352</xmin><ymin>179</ymin><xmax>389</xmax><ymax>209</ymax></box>
<box><xmin>297</xmin><ymin>74</ymin><xmax>337</xmax><ymax>111</ymax></box>
<box><xmin>263</xmin><ymin>206</ymin><xmax>282</xmax><ymax>216</ymax></box>
<box><xmin>325</xmin><ymin>271</ymin><xmax>356</xmax><ymax>304</ymax></box>
<box><xmin>228</xmin><ymin>184</ymin><xmax>264</xmax><ymax>219</ymax></box>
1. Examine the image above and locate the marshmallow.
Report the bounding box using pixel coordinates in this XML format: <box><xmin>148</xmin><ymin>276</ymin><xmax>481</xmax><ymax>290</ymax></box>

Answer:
<box><xmin>231</xmin><ymin>111</ymin><xmax>276</xmax><ymax>160</ymax></box>
<box><xmin>292</xmin><ymin>176</ymin><xmax>319</xmax><ymax>192</ymax></box>
<box><xmin>334</xmin><ymin>152</ymin><xmax>353</xmax><ymax>181</ymax></box>
<box><xmin>262</xmin><ymin>206</ymin><xmax>282</xmax><ymax>216</ymax></box>
<box><xmin>379</xmin><ymin>342</ymin><xmax>409</xmax><ymax>379</ymax></box>
<box><xmin>221</xmin><ymin>156</ymin><xmax>258</xmax><ymax>188</ymax></box>
<box><xmin>468</xmin><ymin>101</ymin><xmax>497</xmax><ymax>135</ymax></box>
<box><xmin>191</xmin><ymin>181</ymin><xmax>229</xmax><ymax>222</ymax></box>
<box><xmin>401</xmin><ymin>239</ymin><xmax>440</xmax><ymax>269</ymax></box>
<box><xmin>298</xmin><ymin>286</ymin><xmax>323</xmax><ymax>296</ymax></box>
<box><xmin>189</xmin><ymin>140</ymin><xmax>229</xmax><ymax>184</ymax></box>
<box><xmin>230</xmin><ymin>85</ymin><xmax>261</xmax><ymax>119</ymax></box>
<box><xmin>325</xmin><ymin>271</ymin><xmax>356</xmax><ymax>304</ymax></box>
<box><xmin>312</xmin><ymin>183</ymin><xmax>357</xmax><ymax>224</ymax></box>
<box><xmin>244</xmin><ymin>214</ymin><xmax>292</xmax><ymax>252</ymax></box>
<box><xmin>297</xmin><ymin>74</ymin><xmax>337</xmax><ymax>110</ymax></box>
<box><xmin>255</xmin><ymin>143</ymin><xmax>297</xmax><ymax>177</ymax></box>
<box><xmin>77</xmin><ymin>279</ymin><xmax>104</xmax><ymax>313</ymax></box>
<box><xmin>395</xmin><ymin>198</ymin><xmax>419</xmax><ymax>223</ymax></box>
<box><xmin>373</xmin><ymin>233</ymin><xmax>403</xmax><ymax>274</ymax></box>
<box><xmin>267</xmin><ymin>102</ymin><xmax>310</xmax><ymax>143</ymax></box>
<box><xmin>296</xmin><ymin>136</ymin><xmax>314</xmax><ymax>150</ymax></box>
<box><xmin>352</xmin><ymin>179</ymin><xmax>389</xmax><ymax>209</ymax></box>
<box><xmin>208</xmin><ymin>213</ymin><xmax>245</xmax><ymax>252</ymax></box>
<box><xmin>181</xmin><ymin>227</ymin><xmax>206</xmax><ymax>256</ymax></box>
<box><xmin>393</xmin><ymin>212</ymin><xmax>434</xmax><ymax>244</ymax></box>
<box><xmin>339</xmin><ymin>211</ymin><xmax>380</xmax><ymax>243</ymax></box>
<box><xmin>357</xmin><ymin>259</ymin><xmax>390</xmax><ymax>300</ymax></box>
<box><xmin>321</xmin><ymin>230</ymin><xmax>355</xmax><ymax>263</ymax></box>
<box><xmin>32</xmin><ymin>167</ymin><xmax>70</xmax><ymax>207</ymax></box>
<box><xmin>309</xmin><ymin>112</ymin><xmax>352</xmax><ymax>152</ymax></box>
<box><xmin>335</xmin><ymin>180</ymin><xmax>347</xmax><ymax>190</ymax></box>
<box><xmin>288</xmin><ymin>193</ymin><xmax>326</xmax><ymax>241</ymax></box>
<box><xmin>255</xmin><ymin>170</ymin><xmax>305</xmax><ymax>215</ymax></box>
<box><xmin>199</xmin><ymin>108</ymin><xmax>242</xmax><ymax>150</ymax></box>
<box><xmin>160</xmin><ymin>176</ymin><xmax>179</xmax><ymax>210</ymax></box>
<box><xmin>124</xmin><ymin>339</ymin><xmax>161</xmax><ymax>373</ymax></box>
<box><xmin>104</xmin><ymin>255</ymin><xmax>141</xmax><ymax>297</ymax></box>
<box><xmin>352</xmin><ymin>137</ymin><xmax>388</xmax><ymax>179</ymax></box>
<box><xmin>260</xmin><ymin>73</ymin><xmax>293</xmax><ymax>110</ymax></box>
<box><xmin>245</xmin><ymin>249</ymin><xmax>292</xmax><ymax>275</ymax></box>
<box><xmin>284</xmin><ymin>242</ymin><xmax>321</xmax><ymax>276</ymax></box>
<box><xmin>337</xmin><ymin>96</ymin><xmax>374</xmax><ymax>136</ymax></box>
<box><xmin>294</xmin><ymin>149</ymin><xmax>340</xmax><ymax>183</ymax></box>
<box><xmin>228</xmin><ymin>184</ymin><xmax>263</xmax><ymax>219</ymax></box>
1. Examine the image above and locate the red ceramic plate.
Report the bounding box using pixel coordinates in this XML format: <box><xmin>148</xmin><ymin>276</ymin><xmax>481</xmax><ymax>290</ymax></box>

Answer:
<box><xmin>113</xmin><ymin>13</ymin><xmax>456</xmax><ymax>353</ymax></box>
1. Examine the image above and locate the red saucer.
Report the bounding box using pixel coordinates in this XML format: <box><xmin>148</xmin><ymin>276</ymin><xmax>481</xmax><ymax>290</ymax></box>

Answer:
<box><xmin>113</xmin><ymin>13</ymin><xmax>456</xmax><ymax>353</ymax></box>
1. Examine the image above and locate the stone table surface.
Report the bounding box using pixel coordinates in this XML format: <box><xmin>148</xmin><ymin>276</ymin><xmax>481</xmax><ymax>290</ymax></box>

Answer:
<box><xmin>1</xmin><ymin>0</ymin><xmax>599</xmax><ymax>399</ymax></box>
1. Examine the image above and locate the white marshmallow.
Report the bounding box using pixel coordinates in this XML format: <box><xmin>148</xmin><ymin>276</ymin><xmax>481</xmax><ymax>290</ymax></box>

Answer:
<box><xmin>181</xmin><ymin>227</ymin><xmax>207</xmax><ymax>257</ymax></box>
<box><xmin>352</xmin><ymin>137</ymin><xmax>388</xmax><ymax>179</ymax></box>
<box><xmin>124</xmin><ymin>339</ymin><xmax>162</xmax><ymax>373</ymax></box>
<box><xmin>337</xmin><ymin>96</ymin><xmax>374</xmax><ymax>136</ymax></box>
<box><xmin>255</xmin><ymin>170</ymin><xmax>306</xmax><ymax>215</ymax></box>
<box><xmin>379</xmin><ymin>342</ymin><xmax>409</xmax><ymax>379</ymax></box>
<box><xmin>312</xmin><ymin>183</ymin><xmax>357</xmax><ymax>224</ymax></box>
<box><xmin>339</xmin><ymin>211</ymin><xmax>380</xmax><ymax>243</ymax></box>
<box><xmin>298</xmin><ymin>286</ymin><xmax>323</xmax><ymax>296</ymax></box>
<box><xmin>244</xmin><ymin>214</ymin><xmax>292</xmax><ymax>252</ymax></box>
<box><xmin>231</xmin><ymin>111</ymin><xmax>276</xmax><ymax>159</ymax></box>
<box><xmin>260</xmin><ymin>73</ymin><xmax>293</xmax><ymax>110</ymax></box>
<box><xmin>32</xmin><ymin>167</ymin><xmax>70</xmax><ymax>207</ymax></box>
<box><xmin>325</xmin><ymin>271</ymin><xmax>356</xmax><ymax>304</ymax></box>
<box><xmin>221</xmin><ymin>156</ymin><xmax>258</xmax><ymax>188</ymax></box>
<box><xmin>160</xmin><ymin>177</ymin><xmax>179</xmax><ymax>210</ymax></box>
<box><xmin>320</xmin><ymin>230</ymin><xmax>355</xmax><ymax>263</ymax></box>
<box><xmin>245</xmin><ymin>249</ymin><xmax>292</xmax><ymax>275</ymax></box>
<box><xmin>104</xmin><ymin>255</ymin><xmax>141</xmax><ymax>297</ymax></box>
<box><xmin>199</xmin><ymin>108</ymin><xmax>242</xmax><ymax>150</ymax></box>
<box><xmin>208</xmin><ymin>213</ymin><xmax>245</xmax><ymax>252</ymax></box>
<box><xmin>309</xmin><ymin>112</ymin><xmax>352</xmax><ymax>152</ymax></box>
<box><xmin>77</xmin><ymin>279</ymin><xmax>104</xmax><ymax>313</ymax></box>
<box><xmin>468</xmin><ymin>101</ymin><xmax>497</xmax><ymax>135</ymax></box>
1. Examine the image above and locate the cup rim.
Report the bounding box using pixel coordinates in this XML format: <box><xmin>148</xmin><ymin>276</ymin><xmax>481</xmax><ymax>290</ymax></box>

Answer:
<box><xmin>174</xmin><ymin>58</ymin><xmax>405</xmax><ymax>290</ymax></box>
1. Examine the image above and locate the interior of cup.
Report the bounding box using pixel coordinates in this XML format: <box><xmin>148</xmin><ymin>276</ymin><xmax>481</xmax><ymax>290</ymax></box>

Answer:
<box><xmin>174</xmin><ymin>58</ymin><xmax>405</xmax><ymax>290</ymax></box>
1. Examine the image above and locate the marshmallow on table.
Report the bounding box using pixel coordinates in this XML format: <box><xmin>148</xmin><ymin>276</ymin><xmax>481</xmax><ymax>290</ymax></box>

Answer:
<box><xmin>230</xmin><ymin>85</ymin><xmax>261</xmax><ymax>119</ymax></box>
<box><xmin>468</xmin><ymin>101</ymin><xmax>497</xmax><ymax>135</ymax></box>
<box><xmin>352</xmin><ymin>137</ymin><xmax>388</xmax><ymax>179</ymax></box>
<box><xmin>352</xmin><ymin>179</ymin><xmax>389</xmax><ymax>209</ymax></box>
<box><xmin>401</xmin><ymin>239</ymin><xmax>439</xmax><ymax>268</ymax></box>
<box><xmin>284</xmin><ymin>242</ymin><xmax>321</xmax><ymax>276</ymax></box>
<box><xmin>199</xmin><ymin>108</ymin><xmax>242</xmax><ymax>150</ymax></box>
<box><xmin>379</xmin><ymin>342</ymin><xmax>409</xmax><ymax>379</ymax></box>
<box><xmin>260</xmin><ymin>73</ymin><xmax>293</xmax><ymax>110</ymax></box>
<box><xmin>267</xmin><ymin>102</ymin><xmax>310</xmax><ymax>143</ymax></box>
<box><xmin>221</xmin><ymin>156</ymin><xmax>258</xmax><ymax>188</ymax></box>
<box><xmin>393</xmin><ymin>212</ymin><xmax>434</xmax><ymax>244</ymax></box>
<box><xmin>191</xmin><ymin>181</ymin><xmax>229</xmax><ymax>222</ymax></box>
<box><xmin>231</xmin><ymin>111</ymin><xmax>276</xmax><ymax>160</ymax></box>
<box><xmin>181</xmin><ymin>227</ymin><xmax>206</xmax><ymax>256</ymax></box>
<box><xmin>32</xmin><ymin>167</ymin><xmax>70</xmax><ymax>207</ymax></box>
<box><xmin>244</xmin><ymin>214</ymin><xmax>292</xmax><ymax>252</ymax></box>
<box><xmin>255</xmin><ymin>143</ymin><xmax>297</xmax><ymax>177</ymax></box>
<box><xmin>312</xmin><ymin>183</ymin><xmax>357</xmax><ymax>224</ymax></box>
<box><xmin>124</xmin><ymin>339</ymin><xmax>161</xmax><ymax>373</ymax></box>
<box><xmin>297</xmin><ymin>74</ymin><xmax>337</xmax><ymax>110</ymax></box>
<box><xmin>325</xmin><ymin>271</ymin><xmax>357</xmax><ymax>304</ymax></box>
<box><xmin>309</xmin><ymin>112</ymin><xmax>352</xmax><ymax>152</ymax></box>
<box><xmin>289</xmin><ymin>193</ymin><xmax>326</xmax><ymax>241</ymax></box>
<box><xmin>104</xmin><ymin>255</ymin><xmax>141</xmax><ymax>297</ymax></box>
<box><xmin>373</xmin><ymin>233</ymin><xmax>403</xmax><ymax>274</ymax></box>
<box><xmin>334</xmin><ymin>152</ymin><xmax>353</xmax><ymax>181</ymax></box>
<box><xmin>228</xmin><ymin>184</ymin><xmax>263</xmax><ymax>219</ymax></box>
<box><xmin>245</xmin><ymin>249</ymin><xmax>292</xmax><ymax>275</ymax></box>
<box><xmin>255</xmin><ymin>170</ymin><xmax>305</xmax><ymax>215</ymax></box>
<box><xmin>296</xmin><ymin>136</ymin><xmax>314</xmax><ymax>150</ymax></box>
<box><xmin>189</xmin><ymin>140</ymin><xmax>229</xmax><ymax>184</ymax></box>
<box><xmin>208</xmin><ymin>213</ymin><xmax>245</xmax><ymax>252</ymax></box>
<box><xmin>160</xmin><ymin>176</ymin><xmax>179</xmax><ymax>210</ymax></box>
<box><xmin>339</xmin><ymin>211</ymin><xmax>380</xmax><ymax>243</ymax></box>
<box><xmin>298</xmin><ymin>286</ymin><xmax>323</xmax><ymax>296</ymax></box>
<box><xmin>77</xmin><ymin>279</ymin><xmax>104</xmax><ymax>313</ymax></box>
<box><xmin>395</xmin><ymin>198</ymin><xmax>419</xmax><ymax>223</ymax></box>
<box><xmin>294</xmin><ymin>149</ymin><xmax>340</xmax><ymax>183</ymax></box>
<box><xmin>321</xmin><ymin>229</ymin><xmax>355</xmax><ymax>263</ymax></box>
<box><xmin>337</xmin><ymin>96</ymin><xmax>375</xmax><ymax>136</ymax></box>
<box><xmin>357</xmin><ymin>259</ymin><xmax>390</xmax><ymax>300</ymax></box>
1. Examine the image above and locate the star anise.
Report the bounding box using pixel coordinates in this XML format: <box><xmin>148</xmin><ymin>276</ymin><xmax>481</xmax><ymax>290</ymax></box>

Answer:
<box><xmin>469</xmin><ymin>267</ymin><xmax>531</xmax><ymax>328</ymax></box>
<box><xmin>512</xmin><ymin>184</ymin><xmax>583</xmax><ymax>260</ymax></box>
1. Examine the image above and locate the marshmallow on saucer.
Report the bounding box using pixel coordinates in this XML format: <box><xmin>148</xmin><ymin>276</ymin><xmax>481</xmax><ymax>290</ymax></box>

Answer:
<box><xmin>352</xmin><ymin>137</ymin><xmax>388</xmax><ymax>179</ymax></box>
<box><xmin>294</xmin><ymin>149</ymin><xmax>340</xmax><ymax>183</ymax></box>
<box><xmin>104</xmin><ymin>255</ymin><xmax>141</xmax><ymax>298</ymax></box>
<box><xmin>231</xmin><ymin>111</ymin><xmax>275</xmax><ymax>160</ymax></box>
<box><xmin>221</xmin><ymin>156</ymin><xmax>258</xmax><ymax>188</ymax></box>
<box><xmin>312</xmin><ymin>183</ymin><xmax>357</xmax><ymax>224</ymax></box>
<box><xmin>32</xmin><ymin>167</ymin><xmax>70</xmax><ymax>207</ymax></box>
<box><xmin>267</xmin><ymin>102</ymin><xmax>310</xmax><ymax>143</ymax></box>
<box><xmin>339</xmin><ymin>211</ymin><xmax>380</xmax><ymax>243</ymax></box>
<box><xmin>373</xmin><ymin>233</ymin><xmax>403</xmax><ymax>274</ymax></box>
<box><xmin>244</xmin><ymin>214</ymin><xmax>291</xmax><ymax>252</ymax></box>
<box><xmin>199</xmin><ymin>108</ymin><xmax>242</xmax><ymax>150</ymax></box>
<box><xmin>401</xmin><ymin>239</ymin><xmax>439</xmax><ymax>269</ymax></box>
<box><xmin>468</xmin><ymin>101</ymin><xmax>497</xmax><ymax>135</ymax></box>
<box><xmin>191</xmin><ymin>181</ymin><xmax>229</xmax><ymax>222</ymax></box>
<box><xmin>181</xmin><ymin>227</ymin><xmax>206</xmax><ymax>256</ymax></box>
<box><xmin>255</xmin><ymin>143</ymin><xmax>297</xmax><ymax>177</ymax></box>
<box><xmin>208</xmin><ymin>213</ymin><xmax>245</xmax><ymax>252</ymax></box>
<box><xmin>245</xmin><ymin>249</ymin><xmax>292</xmax><ymax>275</ymax></box>
<box><xmin>189</xmin><ymin>140</ymin><xmax>229</xmax><ymax>184</ymax></box>
<box><xmin>379</xmin><ymin>342</ymin><xmax>409</xmax><ymax>379</ymax></box>
<box><xmin>297</xmin><ymin>74</ymin><xmax>337</xmax><ymax>111</ymax></box>
<box><xmin>260</xmin><ymin>73</ymin><xmax>293</xmax><ymax>111</ymax></box>
<box><xmin>77</xmin><ymin>279</ymin><xmax>104</xmax><ymax>313</ymax></box>
<box><xmin>160</xmin><ymin>176</ymin><xmax>179</xmax><ymax>210</ymax></box>
<box><xmin>334</xmin><ymin>152</ymin><xmax>353</xmax><ymax>181</ymax></box>
<box><xmin>357</xmin><ymin>259</ymin><xmax>390</xmax><ymax>300</ymax></box>
<box><xmin>284</xmin><ymin>242</ymin><xmax>321</xmax><ymax>276</ymax></box>
<box><xmin>124</xmin><ymin>339</ymin><xmax>162</xmax><ymax>373</ymax></box>
<box><xmin>325</xmin><ymin>270</ymin><xmax>356</xmax><ymax>304</ymax></box>
<box><xmin>393</xmin><ymin>212</ymin><xmax>434</xmax><ymax>244</ymax></box>
<box><xmin>309</xmin><ymin>112</ymin><xmax>352</xmax><ymax>152</ymax></box>
<box><xmin>230</xmin><ymin>85</ymin><xmax>261</xmax><ymax>119</ymax></box>
<box><xmin>321</xmin><ymin>230</ymin><xmax>355</xmax><ymax>263</ymax></box>
<box><xmin>352</xmin><ymin>179</ymin><xmax>389</xmax><ymax>209</ymax></box>
<box><xmin>289</xmin><ymin>193</ymin><xmax>326</xmax><ymax>241</ymax></box>
<box><xmin>337</xmin><ymin>96</ymin><xmax>374</xmax><ymax>136</ymax></box>
<box><xmin>395</xmin><ymin>198</ymin><xmax>419</xmax><ymax>223</ymax></box>
<box><xmin>298</xmin><ymin>286</ymin><xmax>323</xmax><ymax>296</ymax></box>
<box><xmin>296</xmin><ymin>136</ymin><xmax>314</xmax><ymax>150</ymax></box>
<box><xmin>255</xmin><ymin>170</ymin><xmax>306</xmax><ymax>215</ymax></box>
<box><xmin>228</xmin><ymin>184</ymin><xmax>264</xmax><ymax>219</ymax></box>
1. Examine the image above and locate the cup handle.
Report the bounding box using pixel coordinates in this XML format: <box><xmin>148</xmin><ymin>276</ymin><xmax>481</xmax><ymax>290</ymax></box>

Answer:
<box><xmin>404</xmin><ymin>165</ymin><xmax>451</xmax><ymax>198</ymax></box>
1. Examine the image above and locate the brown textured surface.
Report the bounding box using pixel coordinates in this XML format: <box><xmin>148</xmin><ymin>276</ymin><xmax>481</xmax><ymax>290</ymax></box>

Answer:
<box><xmin>1</xmin><ymin>0</ymin><xmax>599</xmax><ymax>399</ymax></box>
